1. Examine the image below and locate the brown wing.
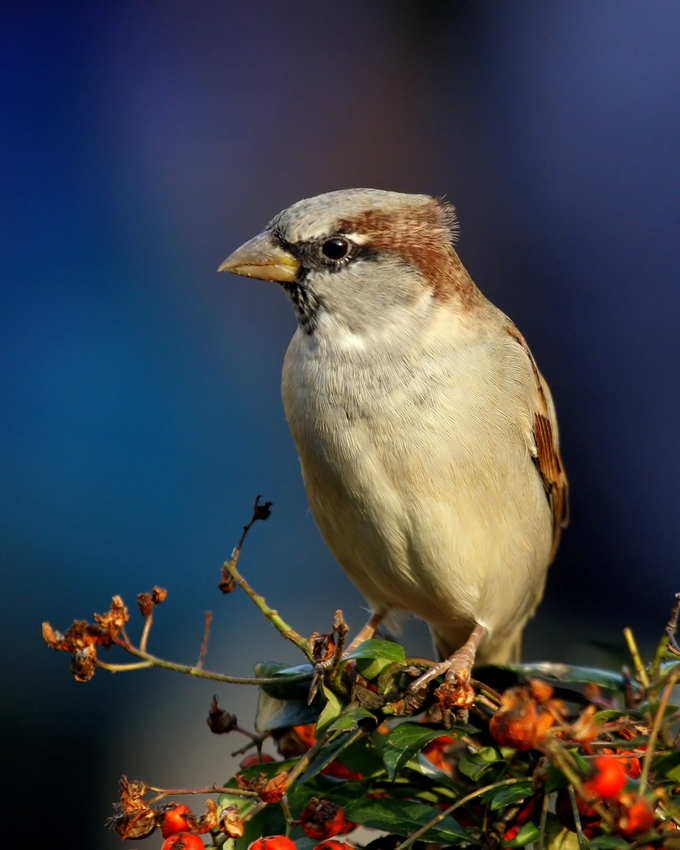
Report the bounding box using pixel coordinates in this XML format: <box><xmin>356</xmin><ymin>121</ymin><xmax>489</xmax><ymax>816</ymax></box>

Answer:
<box><xmin>507</xmin><ymin>326</ymin><xmax>569</xmax><ymax>562</ymax></box>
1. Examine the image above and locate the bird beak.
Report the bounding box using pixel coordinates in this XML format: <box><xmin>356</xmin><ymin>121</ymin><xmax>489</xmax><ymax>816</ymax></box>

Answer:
<box><xmin>217</xmin><ymin>231</ymin><xmax>300</xmax><ymax>283</ymax></box>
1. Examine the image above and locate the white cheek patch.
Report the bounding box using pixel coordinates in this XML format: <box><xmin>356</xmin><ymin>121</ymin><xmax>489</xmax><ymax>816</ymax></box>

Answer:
<box><xmin>316</xmin><ymin>312</ymin><xmax>367</xmax><ymax>351</ymax></box>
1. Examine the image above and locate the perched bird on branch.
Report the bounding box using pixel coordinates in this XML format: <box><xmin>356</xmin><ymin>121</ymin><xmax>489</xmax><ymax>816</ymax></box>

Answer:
<box><xmin>219</xmin><ymin>189</ymin><xmax>568</xmax><ymax>690</ymax></box>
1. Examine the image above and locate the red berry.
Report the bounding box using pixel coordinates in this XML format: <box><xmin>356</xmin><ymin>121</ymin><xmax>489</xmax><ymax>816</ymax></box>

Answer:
<box><xmin>503</xmin><ymin>824</ymin><xmax>521</xmax><ymax>842</ymax></box>
<box><xmin>514</xmin><ymin>797</ymin><xmax>538</xmax><ymax>825</ymax></box>
<box><xmin>300</xmin><ymin>798</ymin><xmax>347</xmax><ymax>840</ymax></box>
<box><xmin>249</xmin><ymin>837</ymin><xmax>297</xmax><ymax>850</ymax></box>
<box><xmin>162</xmin><ymin>833</ymin><xmax>205</xmax><ymax>850</ymax></box>
<box><xmin>239</xmin><ymin>753</ymin><xmax>276</xmax><ymax>769</ymax></box>
<box><xmin>618</xmin><ymin>751</ymin><xmax>642</xmax><ymax>779</ymax></box>
<box><xmin>161</xmin><ymin>804</ymin><xmax>193</xmax><ymax>839</ymax></box>
<box><xmin>620</xmin><ymin>797</ymin><xmax>655</xmax><ymax>837</ymax></box>
<box><xmin>586</xmin><ymin>756</ymin><xmax>627</xmax><ymax>800</ymax></box>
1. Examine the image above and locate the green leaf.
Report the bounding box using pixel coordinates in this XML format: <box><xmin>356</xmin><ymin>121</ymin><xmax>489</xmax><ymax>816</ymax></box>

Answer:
<box><xmin>254</xmin><ymin>661</ymin><xmax>314</xmax><ymax>700</ymax></box>
<box><xmin>489</xmin><ymin>781</ymin><xmax>533</xmax><ymax>810</ymax></box>
<box><xmin>544</xmin><ymin>763</ymin><xmax>569</xmax><ymax>793</ymax></box>
<box><xmin>287</xmin><ymin>777</ymin><xmax>373</xmax><ymax>818</ymax></box>
<box><xmin>327</xmin><ymin>703</ymin><xmax>376</xmax><ymax>733</ymax></box>
<box><xmin>217</xmin><ymin>793</ymin><xmax>257</xmax><ymax>816</ymax></box>
<box><xmin>544</xmin><ymin>822</ymin><xmax>580</xmax><ymax>850</ymax></box>
<box><xmin>345</xmin><ymin>639</ymin><xmax>406</xmax><ymax>664</ymax></box>
<box><xmin>254</xmin><ymin>691</ymin><xmax>321</xmax><ymax>734</ymax></box>
<box><xmin>587</xmin><ymin>837</ymin><xmax>631</xmax><ymax>849</ymax></box>
<box><xmin>653</xmin><ymin>751</ymin><xmax>680</xmax><ymax>782</ymax></box>
<box><xmin>502</xmin><ymin>662</ymin><xmax>624</xmax><ymax>690</ymax></box>
<box><xmin>504</xmin><ymin>822</ymin><xmax>539</xmax><ymax>847</ymax></box>
<box><xmin>382</xmin><ymin>722</ymin><xmax>463</xmax><ymax>781</ymax></box>
<box><xmin>336</xmin><ymin>734</ymin><xmax>386</xmax><ymax>777</ymax></box>
<box><xmin>315</xmin><ymin>688</ymin><xmax>344</xmax><ymax>736</ymax></box>
<box><xmin>294</xmin><ymin>727</ymin><xmax>365</xmax><ymax>786</ymax></box>
<box><xmin>458</xmin><ymin>746</ymin><xmax>502</xmax><ymax>780</ymax></box>
<box><xmin>345</xmin><ymin>797</ymin><xmax>472</xmax><ymax>844</ymax></box>
<box><xmin>592</xmin><ymin>709</ymin><xmax>638</xmax><ymax>722</ymax></box>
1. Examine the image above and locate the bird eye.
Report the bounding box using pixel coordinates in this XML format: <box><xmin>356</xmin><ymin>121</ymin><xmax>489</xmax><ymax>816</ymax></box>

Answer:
<box><xmin>320</xmin><ymin>237</ymin><xmax>350</xmax><ymax>261</ymax></box>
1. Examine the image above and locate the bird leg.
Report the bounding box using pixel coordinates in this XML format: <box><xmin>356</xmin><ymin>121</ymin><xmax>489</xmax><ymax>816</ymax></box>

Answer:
<box><xmin>346</xmin><ymin>611</ymin><xmax>385</xmax><ymax>652</ymax></box>
<box><xmin>407</xmin><ymin>623</ymin><xmax>488</xmax><ymax>693</ymax></box>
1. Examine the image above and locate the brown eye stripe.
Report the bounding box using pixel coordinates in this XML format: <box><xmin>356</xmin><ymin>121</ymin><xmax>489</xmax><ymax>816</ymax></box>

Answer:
<box><xmin>336</xmin><ymin>199</ymin><xmax>480</xmax><ymax>307</ymax></box>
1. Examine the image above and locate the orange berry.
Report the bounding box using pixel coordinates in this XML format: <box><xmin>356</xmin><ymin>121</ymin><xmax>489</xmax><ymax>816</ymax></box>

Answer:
<box><xmin>162</xmin><ymin>833</ymin><xmax>205</xmax><ymax>850</ymax></box>
<box><xmin>248</xmin><ymin>837</ymin><xmax>297</xmax><ymax>850</ymax></box>
<box><xmin>300</xmin><ymin>798</ymin><xmax>347</xmax><ymax>840</ymax></box>
<box><xmin>313</xmin><ymin>843</ymin><xmax>354</xmax><ymax>850</ymax></box>
<box><xmin>161</xmin><ymin>804</ymin><xmax>193</xmax><ymax>839</ymax></box>
<box><xmin>587</xmin><ymin>756</ymin><xmax>627</xmax><ymax>800</ymax></box>
<box><xmin>620</xmin><ymin>797</ymin><xmax>655</xmax><ymax>837</ymax></box>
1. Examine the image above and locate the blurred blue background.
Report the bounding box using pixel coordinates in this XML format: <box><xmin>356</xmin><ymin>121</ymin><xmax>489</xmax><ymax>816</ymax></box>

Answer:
<box><xmin>2</xmin><ymin>1</ymin><xmax>680</xmax><ymax>846</ymax></box>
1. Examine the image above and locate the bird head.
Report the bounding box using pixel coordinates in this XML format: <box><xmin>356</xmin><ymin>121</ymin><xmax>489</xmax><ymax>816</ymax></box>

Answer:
<box><xmin>219</xmin><ymin>189</ymin><xmax>475</xmax><ymax>335</ymax></box>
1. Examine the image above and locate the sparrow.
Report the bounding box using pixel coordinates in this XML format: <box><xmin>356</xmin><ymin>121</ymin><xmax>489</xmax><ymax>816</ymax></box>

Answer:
<box><xmin>219</xmin><ymin>189</ymin><xmax>568</xmax><ymax>688</ymax></box>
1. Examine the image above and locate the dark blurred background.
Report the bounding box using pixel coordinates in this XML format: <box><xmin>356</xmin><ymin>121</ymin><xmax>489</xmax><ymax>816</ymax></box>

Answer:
<box><xmin>2</xmin><ymin>1</ymin><xmax>680</xmax><ymax>846</ymax></box>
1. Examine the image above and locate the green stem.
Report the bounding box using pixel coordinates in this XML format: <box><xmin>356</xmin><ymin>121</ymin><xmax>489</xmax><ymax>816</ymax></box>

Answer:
<box><xmin>640</xmin><ymin>668</ymin><xmax>679</xmax><ymax>794</ymax></box>
<box><xmin>568</xmin><ymin>785</ymin><xmax>588</xmax><ymax>850</ymax></box>
<box><xmin>624</xmin><ymin>627</ymin><xmax>650</xmax><ymax>690</ymax></box>
<box><xmin>222</xmin><ymin>558</ymin><xmax>313</xmax><ymax>661</ymax></box>
<box><xmin>103</xmin><ymin>641</ymin><xmax>312</xmax><ymax>686</ymax></box>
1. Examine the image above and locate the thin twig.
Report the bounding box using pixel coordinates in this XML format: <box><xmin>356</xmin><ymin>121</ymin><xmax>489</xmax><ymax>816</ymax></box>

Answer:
<box><xmin>139</xmin><ymin>614</ymin><xmax>153</xmax><ymax>653</ymax></box>
<box><xmin>568</xmin><ymin>785</ymin><xmax>588</xmax><ymax>850</ymax></box>
<box><xmin>223</xmin><ymin>557</ymin><xmax>313</xmax><ymax>660</ymax></box>
<box><xmin>640</xmin><ymin>668</ymin><xmax>680</xmax><ymax>794</ymax></box>
<box><xmin>102</xmin><ymin>639</ymin><xmax>312</xmax><ymax>686</ymax></box>
<box><xmin>284</xmin><ymin>726</ymin><xmax>337</xmax><ymax>790</ymax></box>
<box><xmin>624</xmin><ymin>627</ymin><xmax>650</xmax><ymax>690</ymax></box>
<box><xmin>221</xmin><ymin>497</ymin><xmax>313</xmax><ymax>661</ymax></box>
<box><xmin>146</xmin><ymin>783</ymin><xmax>260</xmax><ymax>802</ymax></box>
<box><xmin>98</xmin><ymin>660</ymin><xmax>154</xmax><ymax>673</ymax></box>
<box><xmin>538</xmin><ymin>791</ymin><xmax>550</xmax><ymax>850</ymax></box>
<box><xmin>393</xmin><ymin>778</ymin><xmax>520</xmax><ymax>850</ymax></box>
<box><xmin>196</xmin><ymin>611</ymin><xmax>213</xmax><ymax>670</ymax></box>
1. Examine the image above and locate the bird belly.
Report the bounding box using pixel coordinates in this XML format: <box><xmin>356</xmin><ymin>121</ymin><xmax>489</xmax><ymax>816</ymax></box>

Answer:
<box><xmin>282</xmin><ymin>329</ymin><xmax>553</xmax><ymax>656</ymax></box>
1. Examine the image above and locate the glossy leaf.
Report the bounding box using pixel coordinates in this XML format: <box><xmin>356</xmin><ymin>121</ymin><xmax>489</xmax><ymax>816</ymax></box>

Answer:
<box><xmin>254</xmin><ymin>691</ymin><xmax>321</xmax><ymax>734</ymax></box>
<box><xmin>504</xmin><ymin>822</ymin><xmax>540</xmax><ymax>847</ymax></box>
<box><xmin>294</xmin><ymin>727</ymin><xmax>365</xmax><ymax>786</ymax></box>
<box><xmin>503</xmin><ymin>662</ymin><xmax>624</xmax><ymax>689</ymax></box>
<box><xmin>254</xmin><ymin>661</ymin><xmax>314</xmax><ymax>700</ymax></box>
<box><xmin>327</xmin><ymin>703</ymin><xmax>376</xmax><ymax>733</ymax></box>
<box><xmin>345</xmin><ymin>797</ymin><xmax>472</xmax><ymax>844</ymax></box>
<box><xmin>587</xmin><ymin>837</ymin><xmax>631</xmax><ymax>849</ymax></box>
<box><xmin>382</xmin><ymin>722</ymin><xmax>463</xmax><ymax>780</ymax></box>
<box><xmin>345</xmin><ymin>639</ymin><xmax>406</xmax><ymax>664</ymax></box>
<box><xmin>458</xmin><ymin>746</ymin><xmax>502</xmax><ymax>780</ymax></box>
<box><xmin>489</xmin><ymin>781</ymin><xmax>533</xmax><ymax>810</ymax></box>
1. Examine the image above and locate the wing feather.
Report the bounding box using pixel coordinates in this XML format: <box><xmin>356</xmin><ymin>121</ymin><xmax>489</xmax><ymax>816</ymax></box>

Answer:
<box><xmin>507</xmin><ymin>326</ymin><xmax>569</xmax><ymax>561</ymax></box>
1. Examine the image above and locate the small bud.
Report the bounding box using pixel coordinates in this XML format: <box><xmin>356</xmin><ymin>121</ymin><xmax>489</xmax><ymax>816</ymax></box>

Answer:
<box><xmin>207</xmin><ymin>695</ymin><xmax>238</xmax><ymax>734</ymax></box>
<box><xmin>71</xmin><ymin>644</ymin><xmax>97</xmax><ymax>682</ymax></box>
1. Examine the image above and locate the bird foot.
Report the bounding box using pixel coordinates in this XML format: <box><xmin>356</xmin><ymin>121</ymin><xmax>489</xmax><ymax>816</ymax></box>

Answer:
<box><xmin>407</xmin><ymin>648</ymin><xmax>474</xmax><ymax>694</ymax></box>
